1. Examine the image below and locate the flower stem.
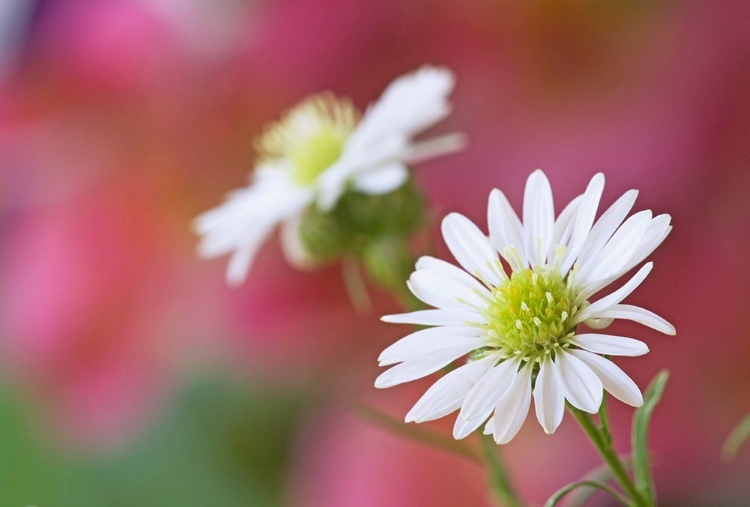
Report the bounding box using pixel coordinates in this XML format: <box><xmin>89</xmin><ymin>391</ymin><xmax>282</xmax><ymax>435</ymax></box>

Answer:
<box><xmin>569</xmin><ymin>406</ymin><xmax>645</xmax><ymax>507</ymax></box>
<box><xmin>355</xmin><ymin>404</ymin><xmax>482</xmax><ymax>464</ymax></box>
<box><xmin>479</xmin><ymin>434</ymin><xmax>524</xmax><ymax>507</ymax></box>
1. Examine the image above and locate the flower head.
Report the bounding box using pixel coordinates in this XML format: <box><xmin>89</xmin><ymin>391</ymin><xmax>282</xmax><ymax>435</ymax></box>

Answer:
<box><xmin>376</xmin><ymin>170</ymin><xmax>674</xmax><ymax>444</ymax></box>
<box><xmin>194</xmin><ymin>66</ymin><xmax>465</xmax><ymax>285</ymax></box>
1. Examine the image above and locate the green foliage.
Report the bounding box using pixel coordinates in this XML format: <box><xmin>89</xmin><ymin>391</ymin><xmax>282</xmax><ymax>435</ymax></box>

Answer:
<box><xmin>632</xmin><ymin>370</ymin><xmax>669</xmax><ymax>507</ymax></box>
<box><xmin>0</xmin><ymin>378</ymin><xmax>309</xmax><ymax>507</ymax></box>
<box><xmin>722</xmin><ymin>412</ymin><xmax>750</xmax><ymax>461</ymax></box>
<box><xmin>544</xmin><ymin>480</ymin><xmax>630</xmax><ymax>507</ymax></box>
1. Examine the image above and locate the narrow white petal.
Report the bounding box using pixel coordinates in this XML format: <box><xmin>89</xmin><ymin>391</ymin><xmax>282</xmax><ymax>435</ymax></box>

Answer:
<box><xmin>351</xmin><ymin>161</ymin><xmax>409</xmax><ymax>194</ymax></box>
<box><xmin>618</xmin><ymin>214</ymin><xmax>672</xmax><ymax>276</ymax></box>
<box><xmin>381</xmin><ymin>309</ymin><xmax>485</xmax><ymax>326</ymax></box>
<box><xmin>280</xmin><ymin>216</ymin><xmax>316</xmax><ymax>270</ymax></box>
<box><xmin>406</xmin><ymin>355</ymin><xmax>496</xmax><ymax>423</ymax></box>
<box><xmin>483</xmin><ymin>417</ymin><xmax>495</xmax><ymax>435</ymax></box>
<box><xmin>569</xmin><ymin>350</ymin><xmax>643</xmax><ymax>407</ymax></box>
<box><xmin>561</xmin><ymin>173</ymin><xmax>605</xmax><ymax>273</ymax></box>
<box><xmin>348</xmin><ymin>66</ymin><xmax>455</xmax><ymax>152</ymax></box>
<box><xmin>415</xmin><ymin>256</ymin><xmax>490</xmax><ymax>295</ymax></box>
<box><xmin>556</xmin><ymin>351</ymin><xmax>603</xmax><ymax>413</ymax></box>
<box><xmin>523</xmin><ymin>169</ymin><xmax>555</xmax><ymax>266</ymax></box>
<box><xmin>534</xmin><ymin>358</ymin><xmax>565</xmax><ymax>434</ymax></box>
<box><xmin>453</xmin><ymin>409</ymin><xmax>493</xmax><ymax>439</ymax></box>
<box><xmin>375</xmin><ymin>348</ymin><xmax>472</xmax><ymax>389</ymax></box>
<box><xmin>408</xmin><ymin>270</ymin><xmax>487</xmax><ymax>311</ymax></box>
<box><xmin>225</xmin><ymin>247</ymin><xmax>259</xmax><ymax>286</ymax></box>
<box><xmin>587</xmin><ymin>304</ymin><xmax>675</xmax><ymax>335</ymax></box>
<box><xmin>442</xmin><ymin>213</ymin><xmax>502</xmax><ymax>286</ymax></box>
<box><xmin>378</xmin><ymin>326</ymin><xmax>484</xmax><ymax>366</ymax></box>
<box><xmin>574</xmin><ymin>262</ymin><xmax>653</xmax><ymax>322</ymax></box>
<box><xmin>578</xmin><ymin>210</ymin><xmax>652</xmax><ymax>286</ymax></box>
<box><xmin>488</xmin><ymin>188</ymin><xmax>527</xmax><ymax>265</ymax></box>
<box><xmin>492</xmin><ymin>363</ymin><xmax>533</xmax><ymax>444</ymax></box>
<box><xmin>549</xmin><ymin>195</ymin><xmax>582</xmax><ymax>255</ymax></box>
<box><xmin>194</xmin><ymin>175</ymin><xmax>311</xmax><ymax>285</ymax></box>
<box><xmin>458</xmin><ymin>358</ymin><xmax>520</xmax><ymax>422</ymax></box>
<box><xmin>403</xmin><ymin>132</ymin><xmax>467</xmax><ymax>164</ymax></box>
<box><xmin>576</xmin><ymin>189</ymin><xmax>638</xmax><ymax>266</ymax></box>
<box><xmin>570</xmin><ymin>334</ymin><xmax>649</xmax><ymax>357</ymax></box>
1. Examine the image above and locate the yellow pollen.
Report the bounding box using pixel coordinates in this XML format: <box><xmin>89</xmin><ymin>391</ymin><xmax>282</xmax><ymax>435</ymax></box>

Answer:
<box><xmin>479</xmin><ymin>266</ymin><xmax>586</xmax><ymax>362</ymax></box>
<box><xmin>254</xmin><ymin>93</ymin><xmax>359</xmax><ymax>187</ymax></box>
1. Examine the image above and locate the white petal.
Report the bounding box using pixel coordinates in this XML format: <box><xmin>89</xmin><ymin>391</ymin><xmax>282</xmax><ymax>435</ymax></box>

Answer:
<box><xmin>402</xmin><ymin>132</ymin><xmax>467</xmax><ymax>164</ymax></box>
<box><xmin>577</xmin><ymin>210</ymin><xmax>652</xmax><ymax>286</ymax></box>
<box><xmin>556</xmin><ymin>351</ymin><xmax>603</xmax><ymax>413</ymax></box>
<box><xmin>375</xmin><ymin>348</ymin><xmax>473</xmax><ymax>389</ymax></box>
<box><xmin>280</xmin><ymin>216</ymin><xmax>316</xmax><ymax>270</ymax></box>
<box><xmin>549</xmin><ymin>195</ymin><xmax>582</xmax><ymax>256</ymax></box>
<box><xmin>406</xmin><ymin>355</ymin><xmax>496</xmax><ymax>423</ymax></box>
<box><xmin>492</xmin><ymin>363</ymin><xmax>533</xmax><ymax>444</ymax></box>
<box><xmin>194</xmin><ymin>174</ymin><xmax>311</xmax><ymax>285</ymax></box>
<box><xmin>415</xmin><ymin>256</ymin><xmax>490</xmax><ymax>295</ymax></box>
<box><xmin>349</xmin><ymin>66</ymin><xmax>455</xmax><ymax>151</ymax></box>
<box><xmin>488</xmin><ymin>189</ymin><xmax>527</xmax><ymax>265</ymax></box>
<box><xmin>523</xmin><ymin>169</ymin><xmax>555</xmax><ymax>266</ymax></box>
<box><xmin>442</xmin><ymin>213</ymin><xmax>503</xmax><ymax>286</ymax></box>
<box><xmin>381</xmin><ymin>309</ymin><xmax>485</xmax><ymax>326</ymax></box>
<box><xmin>569</xmin><ymin>350</ymin><xmax>643</xmax><ymax>407</ymax></box>
<box><xmin>458</xmin><ymin>358</ymin><xmax>520</xmax><ymax>422</ymax></box>
<box><xmin>225</xmin><ymin>246</ymin><xmax>259</xmax><ymax>286</ymax></box>
<box><xmin>618</xmin><ymin>214</ymin><xmax>672</xmax><ymax>276</ymax></box>
<box><xmin>378</xmin><ymin>326</ymin><xmax>484</xmax><ymax>366</ymax></box>
<box><xmin>575</xmin><ymin>262</ymin><xmax>653</xmax><ymax>322</ymax></box>
<box><xmin>351</xmin><ymin>162</ymin><xmax>409</xmax><ymax>194</ymax></box>
<box><xmin>587</xmin><ymin>304</ymin><xmax>675</xmax><ymax>335</ymax></box>
<box><xmin>576</xmin><ymin>189</ymin><xmax>638</xmax><ymax>266</ymax></box>
<box><xmin>560</xmin><ymin>173</ymin><xmax>605</xmax><ymax>273</ymax></box>
<box><xmin>453</xmin><ymin>409</ymin><xmax>493</xmax><ymax>439</ymax></box>
<box><xmin>570</xmin><ymin>334</ymin><xmax>649</xmax><ymax>357</ymax></box>
<box><xmin>407</xmin><ymin>270</ymin><xmax>488</xmax><ymax>312</ymax></box>
<box><xmin>534</xmin><ymin>357</ymin><xmax>565</xmax><ymax>434</ymax></box>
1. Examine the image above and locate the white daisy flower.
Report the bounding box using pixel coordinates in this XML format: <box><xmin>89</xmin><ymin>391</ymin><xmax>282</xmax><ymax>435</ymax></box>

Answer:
<box><xmin>376</xmin><ymin>170</ymin><xmax>675</xmax><ymax>444</ymax></box>
<box><xmin>194</xmin><ymin>66</ymin><xmax>465</xmax><ymax>285</ymax></box>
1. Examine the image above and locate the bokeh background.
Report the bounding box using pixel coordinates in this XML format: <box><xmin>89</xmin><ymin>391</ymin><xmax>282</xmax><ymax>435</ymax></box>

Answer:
<box><xmin>0</xmin><ymin>0</ymin><xmax>749</xmax><ymax>505</ymax></box>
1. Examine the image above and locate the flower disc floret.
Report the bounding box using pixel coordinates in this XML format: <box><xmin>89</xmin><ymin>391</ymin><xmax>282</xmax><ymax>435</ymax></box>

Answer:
<box><xmin>481</xmin><ymin>267</ymin><xmax>584</xmax><ymax>362</ymax></box>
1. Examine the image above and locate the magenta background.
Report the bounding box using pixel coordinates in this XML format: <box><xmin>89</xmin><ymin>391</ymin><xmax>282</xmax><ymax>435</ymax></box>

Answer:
<box><xmin>1</xmin><ymin>0</ymin><xmax>749</xmax><ymax>505</ymax></box>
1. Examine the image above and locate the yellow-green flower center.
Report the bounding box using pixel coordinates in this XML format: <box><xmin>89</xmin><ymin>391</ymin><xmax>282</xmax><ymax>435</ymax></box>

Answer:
<box><xmin>289</xmin><ymin>130</ymin><xmax>347</xmax><ymax>186</ymax></box>
<box><xmin>254</xmin><ymin>93</ymin><xmax>359</xmax><ymax>188</ymax></box>
<box><xmin>480</xmin><ymin>266</ymin><xmax>585</xmax><ymax>362</ymax></box>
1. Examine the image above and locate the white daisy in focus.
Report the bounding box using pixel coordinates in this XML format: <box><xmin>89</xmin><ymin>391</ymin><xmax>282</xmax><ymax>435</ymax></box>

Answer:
<box><xmin>194</xmin><ymin>66</ymin><xmax>465</xmax><ymax>285</ymax></box>
<box><xmin>376</xmin><ymin>170</ymin><xmax>675</xmax><ymax>444</ymax></box>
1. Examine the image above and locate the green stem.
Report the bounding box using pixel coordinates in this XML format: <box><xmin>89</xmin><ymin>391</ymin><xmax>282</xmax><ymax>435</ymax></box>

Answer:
<box><xmin>479</xmin><ymin>434</ymin><xmax>524</xmax><ymax>507</ymax></box>
<box><xmin>569</xmin><ymin>406</ymin><xmax>645</xmax><ymax>507</ymax></box>
<box><xmin>355</xmin><ymin>404</ymin><xmax>482</xmax><ymax>464</ymax></box>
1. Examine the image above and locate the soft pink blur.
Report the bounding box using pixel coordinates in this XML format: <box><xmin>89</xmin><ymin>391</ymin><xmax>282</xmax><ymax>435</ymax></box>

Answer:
<box><xmin>1</xmin><ymin>0</ymin><xmax>749</xmax><ymax>502</ymax></box>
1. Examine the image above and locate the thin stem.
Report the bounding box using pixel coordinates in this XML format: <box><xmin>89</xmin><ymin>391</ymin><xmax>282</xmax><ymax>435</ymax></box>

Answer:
<box><xmin>355</xmin><ymin>404</ymin><xmax>482</xmax><ymax>464</ymax></box>
<box><xmin>479</xmin><ymin>434</ymin><xmax>524</xmax><ymax>507</ymax></box>
<box><xmin>599</xmin><ymin>393</ymin><xmax>612</xmax><ymax>445</ymax></box>
<box><xmin>569</xmin><ymin>406</ymin><xmax>645</xmax><ymax>507</ymax></box>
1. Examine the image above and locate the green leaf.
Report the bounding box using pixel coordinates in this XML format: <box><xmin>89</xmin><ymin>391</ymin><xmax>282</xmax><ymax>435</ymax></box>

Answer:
<box><xmin>567</xmin><ymin>454</ymin><xmax>633</xmax><ymax>507</ymax></box>
<box><xmin>722</xmin><ymin>413</ymin><xmax>750</xmax><ymax>461</ymax></box>
<box><xmin>544</xmin><ymin>480</ymin><xmax>630</xmax><ymax>507</ymax></box>
<box><xmin>632</xmin><ymin>370</ymin><xmax>669</xmax><ymax>505</ymax></box>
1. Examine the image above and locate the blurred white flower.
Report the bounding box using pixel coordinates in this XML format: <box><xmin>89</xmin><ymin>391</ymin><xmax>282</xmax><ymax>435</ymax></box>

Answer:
<box><xmin>376</xmin><ymin>170</ymin><xmax>674</xmax><ymax>444</ymax></box>
<box><xmin>194</xmin><ymin>65</ymin><xmax>464</xmax><ymax>285</ymax></box>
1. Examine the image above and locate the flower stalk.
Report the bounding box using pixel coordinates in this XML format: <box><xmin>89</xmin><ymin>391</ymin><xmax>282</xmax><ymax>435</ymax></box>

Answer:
<box><xmin>569</xmin><ymin>404</ymin><xmax>646</xmax><ymax>507</ymax></box>
<box><xmin>480</xmin><ymin>434</ymin><xmax>524</xmax><ymax>507</ymax></box>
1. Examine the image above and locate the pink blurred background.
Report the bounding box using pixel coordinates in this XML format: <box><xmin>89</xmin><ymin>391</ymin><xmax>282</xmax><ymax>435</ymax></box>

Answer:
<box><xmin>1</xmin><ymin>0</ymin><xmax>749</xmax><ymax>505</ymax></box>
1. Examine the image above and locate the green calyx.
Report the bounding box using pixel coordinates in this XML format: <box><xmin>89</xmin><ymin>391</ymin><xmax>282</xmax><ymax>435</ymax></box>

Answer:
<box><xmin>296</xmin><ymin>178</ymin><xmax>426</xmax><ymax>291</ymax></box>
<box><xmin>480</xmin><ymin>266</ymin><xmax>584</xmax><ymax>363</ymax></box>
